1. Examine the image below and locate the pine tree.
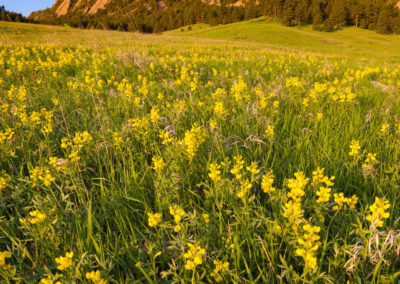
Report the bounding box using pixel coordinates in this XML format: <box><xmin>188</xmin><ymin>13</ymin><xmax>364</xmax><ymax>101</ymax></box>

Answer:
<box><xmin>245</xmin><ymin>0</ymin><xmax>257</xmax><ymax>20</ymax></box>
<box><xmin>282</xmin><ymin>0</ymin><xmax>296</xmax><ymax>26</ymax></box>
<box><xmin>376</xmin><ymin>4</ymin><xmax>394</xmax><ymax>34</ymax></box>
<box><xmin>328</xmin><ymin>0</ymin><xmax>346</xmax><ymax>29</ymax></box>
<box><xmin>295</xmin><ymin>0</ymin><xmax>309</xmax><ymax>26</ymax></box>
<box><xmin>348</xmin><ymin>0</ymin><xmax>363</xmax><ymax>27</ymax></box>
<box><xmin>311</xmin><ymin>0</ymin><xmax>324</xmax><ymax>30</ymax></box>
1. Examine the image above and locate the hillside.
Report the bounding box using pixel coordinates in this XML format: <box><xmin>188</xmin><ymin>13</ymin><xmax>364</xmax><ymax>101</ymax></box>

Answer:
<box><xmin>168</xmin><ymin>18</ymin><xmax>400</xmax><ymax>62</ymax></box>
<box><xmin>2</xmin><ymin>19</ymin><xmax>400</xmax><ymax>63</ymax></box>
<box><xmin>27</xmin><ymin>0</ymin><xmax>400</xmax><ymax>34</ymax></box>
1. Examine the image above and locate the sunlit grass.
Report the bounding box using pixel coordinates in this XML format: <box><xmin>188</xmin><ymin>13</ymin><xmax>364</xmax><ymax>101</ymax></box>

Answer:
<box><xmin>0</xmin><ymin>21</ymin><xmax>399</xmax><ymax>283</ymax></box>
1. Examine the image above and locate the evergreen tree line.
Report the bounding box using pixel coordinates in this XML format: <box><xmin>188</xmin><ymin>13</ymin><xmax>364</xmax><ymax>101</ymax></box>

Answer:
<box><xmin>275</xmin><ymin>0</ymin><xmax>400</xmax><ymax>34</ymax></box>
<box><xmin>0</xmin><ymin>6</ymin><xmax>26</xmax><ymax>23</ymax></box>
<box><xmin>26</xmin><ymin>0</ymin><xmax>400</xmax><ymax>34</ymax></box>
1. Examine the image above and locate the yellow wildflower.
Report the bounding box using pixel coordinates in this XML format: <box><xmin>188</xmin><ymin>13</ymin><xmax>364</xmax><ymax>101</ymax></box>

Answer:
<box><xmin>55</xmin><ymin>251</ymin><xmax>73</xmax><ymax>270</ymax></box>
<box><xmin>0</xmin><ymin>251</ymin><xmax>11</xmax><ymax>268</ymax></box>
<box><xmin>246</xmin><ymin>161</ymin><xmax>259</xmax><ymax>179</ymax></box>
<box><xmin>380</xmin><ymin>123</ymin><xmax>389</xmax><ymax>134</ymax></box>
<box><xmin>230</xmin><ymin>155</ymin><xmax>244</xmax><ymax>180</ymax></box>
<box><xmin>210</xmin><ymin>260</ymin><xmax>229</xmax><ymax>282</ymax></box>
<box><xmin>333</xmin><ymin>193</ymin><xmax>358</xmax><ymax>211</ymax></box>
<box><xmin>349</xmin><ymin>140</ymin><xmax>360</xmax><ymax>156</ymax></box>
<box><xmin>152</xmin><ymin>155</ymin><xmax>166</xmax><ymax>173</ymax></box>
<box><xmin>366</xmin><ymin>197</ymin><xmax>390</xmax><ymax>228</ymax></box>
<box><xmin>169</xmin><ymin>204</ymin><xmax>185</xmax><ymax>223</ymax></box>
<box><xmin>183</xmin><ymin>243</ymin><xmax>205</xmax><ymax>270</ymax></box>
<box><xmin>265</xmin><ymin>125</ymin><xmax>275</xmax><ymax>138</ymax></box>
<box><xmin>295</xmin><ymin>224</ymin><xmax>321</xmax><ymax>272</ymax></box>
<box><xmin>237</xmin><ymin>179</ymin><xmax>252</xmax><ymax>199</ymax></box>
<box><xmin>316</xmin><ymin>187</ymin><xmax>331</xmax><ymax>204</ymax></box>
<box><xmin>150</xmin><ymin>106</ymin><xmax>160</xmax><ymax>123</ymax></box>
<box><xmin>159</xmin><ymin>130</ymin><xmax>172</xmax><ymax>145</ymax></box>
<box><xmin>148</xmin><ymin>212</ymin><xmax>162</xmax><ymax>228</ymax></box>
<box><xmin>209</xmin><ymin>162</ymin><xmax>221</xmax><ymax>182</ymax></box>
<box><xmin>261</xmin><ymin>170</ymin><xmax>275</xmax><ymax>194</ymax></box>
<box><xmin>203</xmin><ymin>213</ymin><xmax>210</xmax><ymax>224</ymax></box>
<box><xmin>86</xmin><ymin>270</ymin><xmax>107</xmax><ymax>284</ymax></box>
<box><xmin>287</xmin><ymin>171</ymin><xmax>308</xmax><ymax>202</ymax></box>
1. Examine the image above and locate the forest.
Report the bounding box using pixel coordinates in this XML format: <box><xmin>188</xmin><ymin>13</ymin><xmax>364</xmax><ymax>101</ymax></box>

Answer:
<box><xmin>7</xmin><ymin>0</ymin><xmax>400</xmax><ymax>34</ymax></box>
<box><xmin>0</xmin><ymin>6</ymin><xmax>26</xmax><ymax>23</ymax></box>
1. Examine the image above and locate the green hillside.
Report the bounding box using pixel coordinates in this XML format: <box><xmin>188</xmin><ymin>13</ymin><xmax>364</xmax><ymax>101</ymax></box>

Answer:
<box><xmin>168</xmin><ymin>18</ymin><xmax>400</xmax><ymax>62</ymax></box>
<box><xmin>2</xmin><ymin>19</ymin><xmax>400</xmax><ymax>63</ymax></box>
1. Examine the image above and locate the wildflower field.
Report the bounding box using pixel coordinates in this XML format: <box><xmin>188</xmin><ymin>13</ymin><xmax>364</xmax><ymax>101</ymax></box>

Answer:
<box><xmin>1</xmin><ymin>21</ymin><xmax>400</xmax><ymax>283</ymax></box>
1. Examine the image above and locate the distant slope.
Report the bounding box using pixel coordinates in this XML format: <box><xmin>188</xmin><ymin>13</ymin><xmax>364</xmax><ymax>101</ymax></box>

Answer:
<box><xmin>168</xmin><ymin>18</ymin><xmax>400</xmax><ymax>61</ymax></box>
<box><xmin>1</xmin><ymin>20</ymin><xmax>400</xmax><ymax>63</ymax></box>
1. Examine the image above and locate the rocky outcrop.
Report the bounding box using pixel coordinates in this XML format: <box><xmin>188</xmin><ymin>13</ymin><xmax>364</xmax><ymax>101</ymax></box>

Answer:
<box><xmin>88</xmin><ymin>0</ymin><xmax>111</xmax><ymax>14</ymax></box>
<box><xmin>55</xmin><ymin>0</ymin><xmax>71</xmax><ymax>16</ymax></box>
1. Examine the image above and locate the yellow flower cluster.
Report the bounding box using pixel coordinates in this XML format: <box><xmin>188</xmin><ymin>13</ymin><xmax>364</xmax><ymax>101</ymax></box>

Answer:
<box><xmin>86</xmin><ymin>270</ymin><xmax>107</xmax><ymax>284</ymax></box>
<box><xmin>230</xmin><ymin>76</ymin><xmax>248</xmax><ymax>102</ymax></box>
<box><xmin>265</xmin><ymin>124</ymin><xmax>275</xmax><ymax>138</ymax></box>
<box><xmin>295</xmin><ymin>224</ymin><xmax>321</xmax><ymax>272</ymax></box>
<box><xmin>362</xmin><ymin>153</ymin><xmax>378</xmax><ymax>176</ymax></box>
<box><xmin>181</xmin><ymin>123</ymin><xmax>207</xmax><ymax>162</ymax></box>
<box><xmin>0</xmin><ymin>128</ymin><xmax>14</xmax><ymax>145</ymax></box>
<box><xmin>203</xmin><ymin>213</ymin><xmax>210</xmax><ymax>224</ymax></box>
<box><xmin>210</xmin><ymin>260</ymin><xmax>229</xmax><ymax>282</ymax></box>
<box><xmin>246</xmin><ymin>161</ymin><xmax>259</xmax><ymax>180</ymax></box>
<box><xmin>148</xmin><ymin>212</ymin><xmax>162</xmax><ymax>228</ymax></box>
<box><xmin>349</xmin><ymin>140</ymin><xmax>361</xmax><ymax>156</ymax></box>
<box><xmin>333</xmin><ymin>193</ymin><xmax>358</xmax><ymax>211</ymax></box>
<box><xmin>0</xmin><ymin>172</ymin><xmax>10</xmax><ymax>192</ymax></box>
<box><xmin>366</xmin><ymin>197</ymin><xmax>390</xmax><ymax>228</ymax></box>
<box><xmin>29</xmin><ymin>108</ymin><xmax>54</xmax><ymax>134</ymax></box>
<box><xmin>169</xmin><ymin>204</ymin><xmax>185</xmax><ymax>232</ymax></box>
<box><xmin>0</xmin><ymin>177</ymin><xmax>7</xmax><ymax>192</ymax></box>
<box><xmin>208</xmin><ymin>162</ymin><xmax>222</xmax><ymax>182</ymax></box>
<box><xmin>49</xmin><ymin>156</ymin><xmax>68</xmax><ymax>171</ymax></box>
<box><xmin>29</xmin><ymin>167</ymin><xmax>55</xmax><ymax>188</ymax></box>
<box><xmin>152</xmin><ymin>155</ymin><xmax>166</xmax><ymax>173</ymax></box>
<box><xmin>261</xmin><ymin>170</ymin><xmax>276</xmax><ymax>194</ymax></box>
<box><xmin>379</xmin><ymin>123</ymin><xmax>389</xmax><ymax>134</ymax></box>
<box><xmin>230</xmin><ymin>155</ymin><xmax>244</xmax><ymax>180</ymax></box>
<box><xmin>214</xmin><ymin>101</ymin><xmax>228</xmax><ymax>117</ymax></box>
<box><xmin>20</xmin><ymin>210</ymin><xmax>47</xmax><ymax>225</ymax></box>
<box><xmin>112</xmin><ymin>131</ymin><xmax>124</xmax><ymax>150</ymax></box>
<box><xmin>39</xmin><ymin>274</ymin><xmax>61</xmax><ymax>284</ymax></box>
<box><xmin>0</xmin><ymin>251</ymin><xmax>11</xmax><ymax>269</ymax></box>
<box><xmin>312</xmin><ymin>168</ymin><xmax>335</xmax><ymax>204</ymax></box>
<box><xmin>55</xmin><ymin>251</ymin><xmax>73</xmax><ymax>270</ymax></box>
<box><xmin>61</xmin><ymin>131</ymin><xmax>93</xmax><ymax>162</ymax></box>
<box><xmin>287</xmin><ymin>171</ymin><xmax>308</xmax><ymax>202</ymax></box>
<box><xmin>183</xmin><ymin>243</ymin><xmax>205</xmax><ymax>270</ymax></box>
<box><xmin>237</xmin><ymin>179</ymin><xmax>252</xmax><ymax>199</ymax></box>
<box><xmin>159</xmin><ymin>130</ymin><xmax>173</xmax><ymax>145</ymax></box>
<box><xmin>312</xmin><ymin>167</ymin><xmax>334</xmax><ymax>187</ymax></box>
<box><xmin>128</xmin><ymin>117</ymin><xmax>150</xmax><ymax>137</ymax></box>
<box><xmin>150</xmin><ymin>106</ymin><xmax>161</xmax><ymax>123</ymax></box>
<box><xmin>316</xmin><ymin>187</ymin><xmax>331</xmax><ymax>204</ymax></box>
<box><xmin>283</xmin><ymin>200</ymin><xmax>304</xmax><ymax>228</ymax></box>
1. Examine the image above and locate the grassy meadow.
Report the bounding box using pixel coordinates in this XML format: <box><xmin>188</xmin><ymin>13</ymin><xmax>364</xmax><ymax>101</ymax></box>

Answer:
<box><xmin>1</xmin><ymin>20</ymin><xmax>400</xmax><ymax>283</ymax></box>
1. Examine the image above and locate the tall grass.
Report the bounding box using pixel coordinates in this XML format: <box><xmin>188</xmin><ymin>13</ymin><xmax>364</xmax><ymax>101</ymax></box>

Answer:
<box><xmin>0</xmin><ymin>22</ymin><xmax>399</xmax><ymax>283</ymax></box>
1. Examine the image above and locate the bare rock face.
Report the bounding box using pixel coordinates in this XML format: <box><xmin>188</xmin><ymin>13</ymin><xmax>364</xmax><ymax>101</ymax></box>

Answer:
<box><xmin>29</xmin><ymin>0</ymin><xmax>167</xmax><ymax>19</ymax></box>
<box><xmin>27</xmin><ymin>0</ymin><xmax>240</xmax><ymax>22</ymax></box>
<box><xmin>55</xmin><ymin>0</ymin><xmax>71</xmax><ymax>16</ymax></box>
<box><xmin>88</xmin><ymin>0</ymin><xmax>111</xmax><ymax>14</ymax></box>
